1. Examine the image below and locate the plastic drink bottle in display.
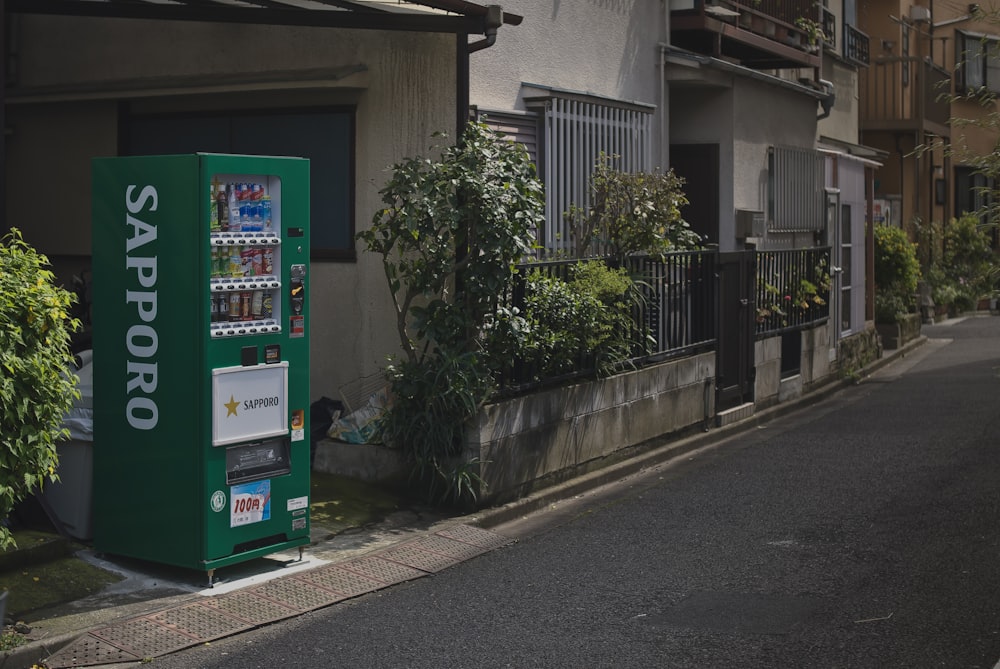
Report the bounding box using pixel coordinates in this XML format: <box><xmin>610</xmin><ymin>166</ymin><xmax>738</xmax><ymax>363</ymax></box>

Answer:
<box><xmin>261</xmin><ymin>196</ymin><xmax>272</xmax><ymax>232</ymax></box>
<box><xmin>229</xmin><ymin>246</ymin><xmax>243</xmax><ymax>278</ymax></box>
<box><xmin>217</xmin><ymin>182</ymin><xmax>229</xmax><ymax>231</ymax></box>
<box><xmin>209</xmin><ymin>182</ymin><xmax>220</xmax><ymax>231</ymax></box>
<box><xmin>227</xmin><ymin>184</ymin><xmax>241</xmax><ymax>231</ymax></box>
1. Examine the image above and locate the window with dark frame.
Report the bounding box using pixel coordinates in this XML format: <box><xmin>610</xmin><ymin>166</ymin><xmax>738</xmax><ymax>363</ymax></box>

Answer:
<box><xmin>956</xmin><ymin>31</ymin><xmax>1000</xmax><ymax>96</ymax></box>
<box><xmin>125</xmin><ymin>108</ymin><xmax>356</xmax><ymax>260</ymax></box>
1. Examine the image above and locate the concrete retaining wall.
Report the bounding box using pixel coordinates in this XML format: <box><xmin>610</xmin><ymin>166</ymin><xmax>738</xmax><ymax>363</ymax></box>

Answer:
<box><xmin>314</xmin><ymin>323</ymin><xmax>879</xmax><ymax>506</ymax></box>
<box><xmin>465</xmin><ymin>352</ymin><xmax>716</xmax><ymax>504</ymax></box>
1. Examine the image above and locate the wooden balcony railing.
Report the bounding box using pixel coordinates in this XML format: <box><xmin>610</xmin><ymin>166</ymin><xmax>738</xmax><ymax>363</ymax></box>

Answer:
<box><xmin>860</xmin><ymin>57</ymin><xmax>951</xmax><ymax>137</ymax></box>
<box><xmin>670</xmin><ymin>0</ymin><xmax>821</xmax><ymax>70</ymax></box>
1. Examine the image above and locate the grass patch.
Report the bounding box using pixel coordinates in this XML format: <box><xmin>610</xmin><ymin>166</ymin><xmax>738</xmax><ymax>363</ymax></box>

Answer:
<box><xmin>0</xmin><ymin>555</ymin><xmax>122</xmax><ymax>622</ymax></box>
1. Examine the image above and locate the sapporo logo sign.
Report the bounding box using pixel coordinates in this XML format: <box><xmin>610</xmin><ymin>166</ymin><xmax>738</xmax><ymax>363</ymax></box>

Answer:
<box><xmin>223</xmin><ymin>394</ymin><xmax>281</xmax><ymax>417</ymax></box>
<box><xmin>124</xmin><ymin>184</ymin><xmax>159</xmax><ymax>430</ymax></box>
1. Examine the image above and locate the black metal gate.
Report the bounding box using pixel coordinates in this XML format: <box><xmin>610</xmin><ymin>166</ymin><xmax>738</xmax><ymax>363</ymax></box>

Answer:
<box><xmin>716</xmin><ymin>250</ymin><xmax>755</xmax><ymax>411</ymax></box>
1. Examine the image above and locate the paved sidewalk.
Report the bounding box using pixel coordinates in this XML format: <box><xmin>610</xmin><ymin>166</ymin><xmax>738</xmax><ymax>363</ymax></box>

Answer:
<box><xmin>6</xmin><ymin>327</ymin><xmax>936</xmax><ymax>669</ymax></box>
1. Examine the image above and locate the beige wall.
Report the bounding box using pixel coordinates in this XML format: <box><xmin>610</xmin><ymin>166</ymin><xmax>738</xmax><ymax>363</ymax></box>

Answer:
<box><xmin>6</xmin><ymin>16</ymin><xmax>458</xmax><ymax>404</ymax></box>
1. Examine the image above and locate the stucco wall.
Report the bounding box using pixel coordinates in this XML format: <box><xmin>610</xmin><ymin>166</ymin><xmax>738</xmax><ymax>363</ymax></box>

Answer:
<box><xmin>7</xmin><ymin>16</ymin><xmax>457</xmax><ymax>404</ymax></box>
<box><xmin>468</xmin><ymin>0</ymin><xmax>665</xmax><ymax>160</ymax></box>
<box><xmin>669</xmin><ymin>69</ymin><xmax>818</xmax><ymax>251</ymax></box>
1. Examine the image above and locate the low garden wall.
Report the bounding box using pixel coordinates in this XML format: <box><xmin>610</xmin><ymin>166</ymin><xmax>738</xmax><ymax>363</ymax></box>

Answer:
<box><xmin>876</xmin><ymin>313</ymin><xmax>921</xmax><ymax>350</ymax></box>
<box><xmin>464</xmin><ymin>352</ymin><xmax>716</xmax><ymax>505</ymax></box>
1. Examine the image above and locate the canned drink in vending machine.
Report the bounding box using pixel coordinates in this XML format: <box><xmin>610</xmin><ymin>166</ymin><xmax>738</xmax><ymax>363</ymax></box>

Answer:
<box><xmin>251</xmin><ymin>290</ymin><xmax>264</xmax><ymax>319</ymax></box>
<box><xmin>262</xmin><ymin>293</ymin><xmax>273</xmax><ymax>319</ymax></box>
<box><xmin>262</xmin><ymin>247</ymin><xmax>274</xmax><ymax>276</ymax></box>
<box><xmin>229</xmin><ymin>292</ymin><xmax>242</xmax><ymax>322</ymax></box>
<box><xmin>210</xmin><ymin>295</ymin><xmax>218</xmax><ymax>322</ymax></box>
<box><xmin>240</xmin><ymin>291</ymin><xmax>253</xmax><ymax>320</ymax></box>
<box><xmin>218</xmin><ymin>293</ymin><xmax>230</xmax><ymax>321</ymax></box>
<box><xmin>241</xmin><ymin>248</ymin><xmax>256</xmax><ymax>277</ymax></box>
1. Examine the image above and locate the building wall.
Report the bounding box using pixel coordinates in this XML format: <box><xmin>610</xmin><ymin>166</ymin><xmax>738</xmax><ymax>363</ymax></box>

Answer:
<box><xmin>818</xmin><ymin>60</ymin><xmax>861</xmax><ymax>144</ymax></box>
<box><xmin>469</xmin><ymin>0</ymin><xmax>663</xmax><ymax>135</ymax></box>
<box><xmin>670</xmin><ymin>68</ymin><xmax>818</xmax><ymax>251</ymax></box>
<box><xmin>6</xmin><ymin>15</ymin><xmax>458</xmax><ymax>404</ymax></box>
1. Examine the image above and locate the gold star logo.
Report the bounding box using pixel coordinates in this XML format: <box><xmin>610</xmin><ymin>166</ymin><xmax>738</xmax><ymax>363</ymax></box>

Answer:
<box><xmin>225</xmin><ymin>394</ymin><xmax>239</xmax><ymax>417</ymax></box>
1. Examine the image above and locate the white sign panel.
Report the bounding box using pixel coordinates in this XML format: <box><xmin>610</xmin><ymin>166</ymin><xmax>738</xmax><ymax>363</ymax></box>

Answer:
<box><xmin>212</xmin><ymin>363</ymin><xmax>288</xmax><ymax>446</ymax></box>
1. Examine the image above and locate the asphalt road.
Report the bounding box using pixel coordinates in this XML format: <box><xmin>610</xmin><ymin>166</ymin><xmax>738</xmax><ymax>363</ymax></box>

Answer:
<box><xmin>148</xmin><ymin>317</ymin><xmax>1000</xmax><ymax>669</ymax></box>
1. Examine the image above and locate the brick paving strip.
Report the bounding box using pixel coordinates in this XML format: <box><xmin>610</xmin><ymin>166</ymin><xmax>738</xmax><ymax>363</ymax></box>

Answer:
<box><xmin>44</xmin><ymin>525</ymin><xmax>512</xmax><ymax>668</ymax></box>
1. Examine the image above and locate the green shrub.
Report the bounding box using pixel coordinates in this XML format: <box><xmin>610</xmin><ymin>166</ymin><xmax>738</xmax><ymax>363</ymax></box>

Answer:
<box><xmin>0</xmin><ymin>229</ymin><xmax>79</xmax><ymax>549</ymax></box>
<box><xmin>874</xmin><ymin>224</ymin><xmax>921</xmax><ymax>321</ymax></box>
<box><xmin>521</xmin><ymin>260</ymin><xmax>641</xmax><ymax>379</ymax></box>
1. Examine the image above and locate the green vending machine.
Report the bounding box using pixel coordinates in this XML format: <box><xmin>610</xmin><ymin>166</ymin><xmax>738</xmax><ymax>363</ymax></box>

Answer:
<box><xmin>92</xmin><ymin>154</ymin><xmax>311</xmax><ymax>584</ymax></box>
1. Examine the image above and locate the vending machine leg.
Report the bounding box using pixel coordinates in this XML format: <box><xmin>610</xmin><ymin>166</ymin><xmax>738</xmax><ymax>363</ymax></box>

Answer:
<box><xmin>207</xmin><ymin>569</ymin><xmax>216</xmax><ymax>589</ymax></box>
<box><xmin>298</xmin><ymin>546</ymin><xmax>305</xmax><ymax>562</ymax></box>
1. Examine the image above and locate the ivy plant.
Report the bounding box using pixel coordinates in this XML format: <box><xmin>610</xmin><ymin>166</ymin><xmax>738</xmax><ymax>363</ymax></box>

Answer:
<box><xmin>359</xmin><ymin>121</ymin><xmax>544</xmax><ymax>505</ymax></box>
<box><xmin>0</xmin><ymin>229</ymin><xmax>80</xmax><ymax>550</ymax></box>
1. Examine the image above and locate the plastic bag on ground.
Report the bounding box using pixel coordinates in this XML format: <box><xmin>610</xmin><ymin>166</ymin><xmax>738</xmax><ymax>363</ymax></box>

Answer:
<box><xmin>327</xmin><ymin>388</ymin><xmax>388</xmax><ymax>444</ymax></box>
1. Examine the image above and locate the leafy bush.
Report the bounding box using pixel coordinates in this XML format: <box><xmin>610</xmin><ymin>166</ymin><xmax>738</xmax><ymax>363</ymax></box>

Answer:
<box><xmin>567</xmin><ymin>153</ymin><xmax>700</xmax><ymax>259</ymax></box>
<box><xmin>874</xmin><ymin>224</ymin><xmax>921</xmax><ymax>322</ymax></box>
<box><xmin>0</xmin><ymin>229</ymin><xmax>79</xmax><ymax>549</ymax></box>
<box><xmin>520</xmin><ymin>260</ymin><xmax>641</xmax><ymax>379</ymax></box>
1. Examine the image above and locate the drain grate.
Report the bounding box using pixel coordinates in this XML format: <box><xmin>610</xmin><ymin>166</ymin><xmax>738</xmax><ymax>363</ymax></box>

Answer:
<box><xmin>90</xmin><ymin>617</ymin><xmax>202</xmax><ymax>657</ymax></box>
<box><xmin>377</xmin><ymin>541</ymin><xmax>460</xmax><ymax>573</ymax></box>
<box><xmin>411</xmin><ymin>534</ymin><xmax>490</xmax><ymax>561</ymax></box>
<box><xmin>292</xmin><ymin>563</ymin><xmax>385</xmax><ymax>598</ymax></box>
<box><xmin>338</xmin><ymin>555</ymin><xmax>427</xmax><ymax>586</ymax></box>
<box><xmin>44</xmin><ymin>634</ymin><xmax>142</xmax><ymax>668</ymax></box>
<box><xmin>250</xmin><ymin>572</ymin><xmax>350</xmax><ymax>611</ymax></box>
<box><xmin>202</xmin><ymin>589</ymin><xmax>301</xmax><ymax>626</ymax></box>
<box><xmin>436</xmin><ymin>524</ymin><xmax>512</xmax><ymax>550</ymax></box>
<box><xmin>147</xmin><ymin>602</ymin><xmax>252</xmax><ymax>642</ymax></box>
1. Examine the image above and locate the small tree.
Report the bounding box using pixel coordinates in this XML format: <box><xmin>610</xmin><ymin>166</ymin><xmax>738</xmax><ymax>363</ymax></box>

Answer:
<box><xmin>567</xmin><ymin>153</ymin><xmax>699</xmax><ymax>261</ymax></box>
<box><xmin>359</xmin><ymin>122</ymin><xmax>544</xmax><ymax>504</ymax></box>
<box><xmin>929</xmin><ymin>213</ymin><xmax>997</xmax><ymax>312</ymax></box>
<box><xmin>0</xmin><ymin>229</ymin><xmax>79</xmax><ymax>549</ymax></box>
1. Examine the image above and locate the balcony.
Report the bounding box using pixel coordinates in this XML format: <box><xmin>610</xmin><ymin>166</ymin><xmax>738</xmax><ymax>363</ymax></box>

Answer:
<box><xmin>860</xmin><ymin>57</ymin><xmax>951</xmax><ymax>138</ymax></box>
<box><xmin>670</xmin><ymin>0</ymin><xmax>821</xmax><ymax>70</ymax></box>
<box><xmin>844</xmin><ymin>23</ymin><xmax>869</xmax><ymax>66</ymax></box>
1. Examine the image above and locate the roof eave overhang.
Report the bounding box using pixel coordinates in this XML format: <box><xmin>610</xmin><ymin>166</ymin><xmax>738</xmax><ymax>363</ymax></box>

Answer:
<box><xmin>5</xmin><ymin>0</ymin><xmax>521</xmax><ymax>34</ymax></box>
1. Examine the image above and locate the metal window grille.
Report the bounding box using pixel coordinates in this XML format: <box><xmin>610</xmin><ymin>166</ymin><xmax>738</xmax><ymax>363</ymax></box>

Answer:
<box><xmin>769</xmin><ymin>146</ymin><xmax>825</xmax><ymax>232</ymax></box>
<box><xmin>540</xmin><ymin>97</ymin><xmax>651</xmax><ymax>255</ymax></box>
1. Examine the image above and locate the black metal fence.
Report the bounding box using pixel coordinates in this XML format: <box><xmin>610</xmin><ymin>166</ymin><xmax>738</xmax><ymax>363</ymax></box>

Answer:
<box><xmin>754</xmin><ymin>247</ymin><xmax>831</xmax><ymax>337</ymax></box>
<box><xmin>495</xmin><ymin>251</ymin><xmax>716</xmax><ymax>393</ymax></box>
<box><xmin>493</xmin><ymin>247</ymin><xmax>830</xmax><ymax>395</ymax></box>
